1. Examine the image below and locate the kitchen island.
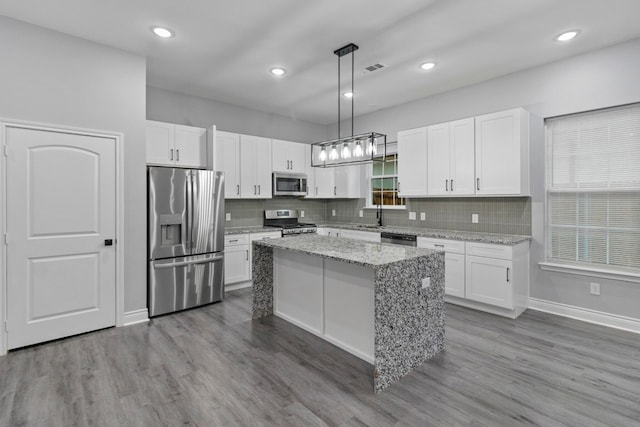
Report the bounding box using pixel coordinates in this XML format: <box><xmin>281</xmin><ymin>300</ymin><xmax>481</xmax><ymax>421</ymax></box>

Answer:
<box><xmin>252</xmin><ymin>234</ymin><xmax>445</xmax><ymax>392</ymax></box>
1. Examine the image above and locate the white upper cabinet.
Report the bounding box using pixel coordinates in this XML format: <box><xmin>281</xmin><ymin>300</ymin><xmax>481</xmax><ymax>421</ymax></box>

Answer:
<box><xmin>146</xmin><ymin>120</ymin><xmax>206</xmax><ymax>168</ymax></box>
<box><xmin>427</xmin><ymin>118</ymin><xmax>475</xmax><ymax>196</ymax></box>
<box><xmin>335</xmin><ymin>164</ymin><xmax>363</xmax><ymax>198</ymax></box>
<box><xmin>214</xmin><ymin>131</ymin><xmax>241</xmax><ymax>199</ymax></box>
<box><xmin>314</xmin><ymin>166</ymin><xmax>336</xmax><ymax>198</ymax></box>
<box><xmin>398</xmin><ymin>127</ymin><xmax>428</xmax><ymax>197</ymax></box>
<box><xmin>272</xmin><ymin>139</ymin><xmax>307</xmax><ymax>173</ymax></box>
<box><xmin>240</xmin><ymin>135</ymin><xmax>272</xmax><ymax>198</ymax></box>
<box><xmin>475</xmin><ymin>108</ymin><xmax>530</xmax><ymax>196</ymax></box>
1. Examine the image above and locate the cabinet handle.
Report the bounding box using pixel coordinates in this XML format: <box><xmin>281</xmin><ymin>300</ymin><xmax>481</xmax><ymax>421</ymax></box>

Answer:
<box><xmin>398</xmin><ymin>182</ymin><xmax>401</xmax><ymax>192</ymax></box>
<box><xmin>170</xmin><ymin>148</ymin><xmax>174</xmax><ymax>160</ymax></box>
<box><xmin>316</xmin><ymin>186</ymin><xmax>318</xmax><ymax>196</ymax></box>
<box><xmin>334</xmin><ymin>186</ymin><xmax>336</xmax><ymax>196</ymax></box>
<box><xmin>254</xmin><ymin>185</ymin><xmax>257</xmax><ymax>195</ymax></box>
<box><xmin>176</xmin><ymin>149</ymin><xmax>180</xmax><ymax>162</ymax></box>
<box><xmin>246</xmin><ymin>250</ymin><xmax>249</xmax><ymax>260</ymax></box>
<box><xmin>258</xmin><ymin>184</ymin><xmax>261</xmax><ymax>195</ymax></box>
<box><xmin>445</xmin><ymin>180</ymin><xmax>448</xmax><ymax>191</ymax></box>
<box><xmin>477</xmin><ymin>178</ymin><xmax>480</xmax><ymax>191</ymax></box>
<box><xmin>435</xmin><ymin>244</ymin><xmax>445</xmax><ymax>248</ymax></box>
<box><xmin>228</xmin><ymin>239</ymin><xmax>238</xmax><ymax>243</ymax></box>
<box><xmin>506</xmin><ymin>267</ymin><xmax>510</xmax><ymax>282</ymax></box>
<box><xmin>291</xmin><ymin>160</ymin><xmax>293</xmax><ymax>170</ymax></box>
<box><xmin>451</xmin><ymin>179</ymin><xmax>454</xmax><ymax>191</ymax></box>
<box><xmin>237</xmin><ymin>184</ymin><xmax>240</xmax><ymax>195</ymax></box>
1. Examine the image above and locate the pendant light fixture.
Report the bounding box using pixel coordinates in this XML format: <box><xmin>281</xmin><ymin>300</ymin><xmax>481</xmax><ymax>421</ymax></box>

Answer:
<box><xmin>311</xmin><ymin>43</ymin><xmax>386</xmax><ymax>167</ymax></box>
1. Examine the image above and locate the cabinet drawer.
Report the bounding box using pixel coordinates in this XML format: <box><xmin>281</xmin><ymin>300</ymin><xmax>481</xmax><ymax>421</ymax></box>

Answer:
<box><xmin>465</xmin><ymin>242</ymin><xmax>512</xmax><ymax>260</ymax></box>
<box><xmin>417</xmin><ymin>237</ymin><xmax>465</xmax><ymax>254</ymax></box>
<box><xmin>250</xmin><ymin>231</ymin><xmax>282</xmax><ymax>241</ymax></box>
<box><xmin>225</xmin><ymin>234</ymin><xmax>249</xmax><ymax>246</ymax></box>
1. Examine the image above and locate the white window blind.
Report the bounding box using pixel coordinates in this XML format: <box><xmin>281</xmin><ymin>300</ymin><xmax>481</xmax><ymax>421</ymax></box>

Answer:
<box><xmin>546</xmin><ymin>104</ymin><xmax>640</xmax><ymax>270</ymax></box>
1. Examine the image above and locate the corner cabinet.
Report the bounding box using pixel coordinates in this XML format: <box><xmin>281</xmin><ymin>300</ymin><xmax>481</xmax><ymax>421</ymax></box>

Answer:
<box><xmin>475</xmin><ymin>108</ymin><xmax>532</xmax><ymax>196</ymax></box>
<box><xmin>427</xmin><ymin>118</ymin><xmax>475</xmax><ymax>196</ymax></box>
<box><xmin>146</xmin><ymin>120</ymin><xmax>207</xmax><ymax>168</ymax></box>
<box><xmin>214</xmin><ymin>131</ymin><xmax>241</xmax><ymax>198</ymax></box>
<box><xmin>272</xmin><ymin>139</ymin><xmax>306</xmax><ymax>173</ymax></box>
<box><xmin>397</xmin><ymin>127</ymin><xmax>428</xmax><ymax>197</ymax></box>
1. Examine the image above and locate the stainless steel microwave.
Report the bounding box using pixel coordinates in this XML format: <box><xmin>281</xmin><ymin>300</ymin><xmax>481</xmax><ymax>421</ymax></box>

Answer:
<box><xmin>272</xmin><ymin>172</ymin><xmax>307</xmax><ymax>196</ymax></box>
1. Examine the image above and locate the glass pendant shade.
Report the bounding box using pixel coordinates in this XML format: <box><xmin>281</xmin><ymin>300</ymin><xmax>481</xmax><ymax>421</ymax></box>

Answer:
<box><xmin>329</xmin><ymin>144</ymin><xmax>339</xmax><ymax>160</ymax></box>
<box><xmin>342</xmin><ymin>143</ymin><xmax>351</xmax><ymax>159</ymax></box>
<box><xmin>319</xmin><ymin>147</ymin><xmax>327</xmax><ymax>162</ymax></box>
<box><xmin>354</xmin><ymin>141</ymin><xmax>363</xmax><ymax>157</ymax></box>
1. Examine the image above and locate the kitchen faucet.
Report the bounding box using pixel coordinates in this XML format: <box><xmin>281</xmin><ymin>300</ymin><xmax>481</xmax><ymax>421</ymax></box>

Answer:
<box><xmin>376</xmin><ymin>203</ymin><xmax>383</xmax><ymax>226</ymax></box>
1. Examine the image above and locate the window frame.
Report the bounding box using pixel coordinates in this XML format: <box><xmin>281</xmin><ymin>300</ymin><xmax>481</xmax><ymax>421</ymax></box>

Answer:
<box><xmin>365</xmin><ymin>143</ymin><xmax>406</xmax><ymax>210</ymax></box>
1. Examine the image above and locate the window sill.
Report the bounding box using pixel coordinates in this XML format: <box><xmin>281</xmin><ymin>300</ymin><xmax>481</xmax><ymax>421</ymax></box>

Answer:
<box><xmin>538</xmin><ymin>261</ymin><xmax>640</xmax><ymax>283</ymax></box>
<box><xmin>364</xmin><ymin>205</ymin><xmax>406</xmax><ymax>210</ymax></box>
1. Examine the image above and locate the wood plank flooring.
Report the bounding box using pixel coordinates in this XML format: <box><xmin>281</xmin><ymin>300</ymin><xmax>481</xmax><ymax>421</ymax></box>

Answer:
<box><xmin>1</xmin><ymin>288</ymin><xmax>639</xmax><ymax>426</ymax></box>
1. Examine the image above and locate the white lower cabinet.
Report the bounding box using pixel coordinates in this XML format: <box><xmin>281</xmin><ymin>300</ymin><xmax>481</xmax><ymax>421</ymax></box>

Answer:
<box><xmin>224</xmin><ymin>231</ymin><xmax>281</xmax><ymax>289</ymax></box>
<box><xmin>317</xmin><ymin>227</ymin><xmax>340</xmax><ymax>237</ymax></box>
<box><xmin>418</xmin><ymin>237</ymin><xmax>529</xmax><ymax>318</ymax></box>
<box><xmin>224</xmin><ymin>235</ymin><xmax>250</xmax><ymax>285</ymax></box>
<box><xmin>340</xmin><ymin>229</ymin><xmax>381</xmax><ymax>243</ymax></box>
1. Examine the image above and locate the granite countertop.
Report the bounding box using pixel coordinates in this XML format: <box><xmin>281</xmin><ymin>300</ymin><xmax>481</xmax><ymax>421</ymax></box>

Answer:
<box><xmin>317</xmin><ymin>223</ymin><xmax>530</xmax><ymax>245</ymax></box>
<box><xmin>224</xmin><ymin>226</ymin><xmax>280</xmax><ymax>235</ymax></box>
<box><xmin>252</xmin><ymin>234</ymin><xmax>442</xmax><ymax>268</ymax></box>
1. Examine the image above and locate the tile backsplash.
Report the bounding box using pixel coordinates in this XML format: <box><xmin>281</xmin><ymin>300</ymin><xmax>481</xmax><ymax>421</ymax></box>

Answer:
<box><xmin>225</xmin><ymin>197</ymin><xmax>531</xmax><ymax>236</ymax></box>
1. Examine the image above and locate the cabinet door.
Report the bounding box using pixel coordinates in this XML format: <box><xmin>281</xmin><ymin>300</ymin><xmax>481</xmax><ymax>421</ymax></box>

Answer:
<box><xmin>224</xmin><ymin>245</ymin><xmax>250</xmax><ymax>284</ymax></box>
<box><xmin>426</xmin><ymin>123</ymin><xmax>451</xmax><ymax>196</ymax></box>
<box><xmin>465</xmin><ymin>255</ymin><xmax>513</xmax><ymax>309</ymax></box>
<box><xmin>304</xmin><ymin>144</ymin><xmax>315</xmax><ymax>198</ymax></box>
<box><xmin>475</xmin><ymin>109</ymin><xmax>523</xmax><ymax>195</ymax></box>
<box><xmin>340</xmin><ymin>230</ymin><xmax>381</xmax><ymax>242</ymax></box>
<box><xmin>335</xmin><ymin>165</ymin><xmax>362</xmax><ymax>198</ymax></box>
<box><xmin>315</xmin><ymin>167</ymin><xmax>335</xmax><ymax>198</ymax></box>
<box><xmin>449</xmin><ymin>118</ymin><xmax>476</xmax><ymax>196</ymax></box>
<box><xmin>214</xmin><ymin>131</ymin><xmax>241</xmax><ymax>199</ymax></box>
<box><xmin>254</xmin><ymin>137</ymin><xmax>272</xmax><ymax>198</ymax></box>
<box><xmin>146</xmin><ymin>120</ymin><xmax>174</xmax><ymax>165</ymax></box>
<box><xmin>272</xmin><ymin>139</ymin><xmax>306</xmax><ymax>173</ymax></box>
<box><xmin>174</xmin><ymin>125</ymin><xmax>207</xmax><ymax>168</ymax></box>
<box><xmin>398</xmin><ymin>127</ymin><xmax>428</xmax><ymax>197</ymax></box>
<box><xmin>444</xmin><ymin>253</ymin><xmax>466</xmax><ymax>298</ymax></box>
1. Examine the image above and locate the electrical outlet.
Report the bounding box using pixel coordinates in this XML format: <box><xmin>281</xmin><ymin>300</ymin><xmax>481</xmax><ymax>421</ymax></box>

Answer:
<box><xmin>225</xmin><ymin>213</ymin><xmax>231</xmax><ymax>221</ymax></box>
<box><xmin>472</xmin><ymin>213</ymin><xmax>479</xmax><ymax>223</ymax></box>
<box><xmin>590</xmin><ymin>282</ymin><xmax>601</xmax><ymax>296</ymax></box>
<box><xmin>409</xmin><ymin>212</ymin><xmax>416</xmax><ymax>220</ymax></box>
<box><xmin>300</xmin><ymin>210</ymin><xmax>305</xmax><ymax>218</ymax></box>
<box><xmin>420</xmin><ymin>212</ymin><xmax>426</xmax><ymax>221</ymax></box>
<box><xmin>332</xmin><ymin>209</ymin><xmax>336</xmax><ymax>216</ymax></box>
<box><xmin>421</xmin><ymin>277</ymin><xmax>431</xmax><ymax>289</ymax></box>
<box><xmin>359</xmin><ymin>210</ymin><xmax>363</xmax><ymax>218</ymax></box>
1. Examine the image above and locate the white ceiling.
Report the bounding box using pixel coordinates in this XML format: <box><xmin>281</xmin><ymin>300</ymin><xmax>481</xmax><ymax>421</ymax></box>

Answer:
<box><xmin>2</xmin><ymin>0</ymin><xmax>640</xmax><ymax>124</ymax></box>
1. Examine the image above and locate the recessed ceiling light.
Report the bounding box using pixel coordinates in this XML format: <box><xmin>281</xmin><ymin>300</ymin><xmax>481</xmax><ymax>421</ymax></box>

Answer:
<box><xmin>343</xmin><ymin>92</ymin><xmax>354</xmax><ymax>98</ymax></box>
<box><xmin>420</xmin><ymin>62</ymin><xmax>436</xmax><ymax>70</ymax></box>
<box><xmin>555</xmin><ymin>30</ymin><xmax>579</xmax><ymax>42</ymax></box>
<box><xmin>270</xmin><ymin>67</ymin><xmax>286</xmax><ymax>76</ymax></box>
<box><xmin>151</xmin><ymin>26</ymin><xmax>174</xmax><ymax>38</ymax></box>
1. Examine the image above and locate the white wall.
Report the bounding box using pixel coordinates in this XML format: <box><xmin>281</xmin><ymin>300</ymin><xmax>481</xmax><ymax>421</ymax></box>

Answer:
<box><xmin>334</xmin><ymin>37</ymin><xmax>640</xmax><ymax>320</ymax></box>
<box><xmin>147</xmin><ymin>86</ymin><xmax>327</xmax><ymax>143</ymax></box>
<box><xmin>0</xmin><ymin>16</ymin><xmax>147</xmax><ymax>313</ymax></box>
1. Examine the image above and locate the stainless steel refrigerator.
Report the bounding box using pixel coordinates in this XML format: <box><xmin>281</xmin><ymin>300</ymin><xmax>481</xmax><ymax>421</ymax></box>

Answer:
<box><xmin>148</xmin><ymin>167</ymin><xmax>225</xmax><ymax>317</ymax></box>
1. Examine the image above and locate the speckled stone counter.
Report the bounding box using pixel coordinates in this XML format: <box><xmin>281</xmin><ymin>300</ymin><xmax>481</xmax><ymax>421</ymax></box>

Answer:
<box><xmin>225</xmin><ymin>226</ymin><xmax>278</xmax><ymax>235</ymax></box>
<box><xmin>252</xmin><ymin>235</ymin><xmax>445</xmax><ymax>393</ymax></box>
<box><xmin>318</xmin><ymin>223</ymin><xmax>530</xmax><ymax>245</ymax></box>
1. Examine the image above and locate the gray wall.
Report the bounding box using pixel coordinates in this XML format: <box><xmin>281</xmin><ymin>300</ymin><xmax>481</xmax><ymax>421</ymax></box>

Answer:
<box><xmin>331</xmin><ymin>37</ymin><xmax>640</xmax><ymax>320</ymax></box>
<box><xmin>0</xmin><ymin>16</ymin><xmax>147</xmax><ymax>313</ymax></box>
<box><xmin>147</xmin><ymin>86</ymin><xmax>327</xmax><ymax>143</ymax></box>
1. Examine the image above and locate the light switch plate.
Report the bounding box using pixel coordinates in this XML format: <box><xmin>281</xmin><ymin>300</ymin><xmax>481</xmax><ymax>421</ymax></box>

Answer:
<box><xmin>421</xmin><ymin>277</ymin><xmax>431</xmax><ymax>289</ymax></box>
<box><xmin>225</xmin><ymin>213</ymin><xmax>231</xmax><ymax>221</ymax></box>
<box><xmin>300</xmin><ymin>210</ymin><xmax>305</xmax><ymax>218</ymax></box>
<box><xmin>409</xmin><ymin>212</ymin><xmax>416</xmax><ymax>220</ymax></box>
<box><xmin>332</xmin><ymin>209</ymin><xmax>336</xmax><ymax>216</ymax></box>
<box><xmin>590</xmin><ymin>282</ymin><xmax>601</xmax><ymax>295</ymax></box>
<box><xmin>472</xmin><ymin>213</ymin><xmax>479</xmax><ymax>223</ymax></box>
<box><xmin>420</xmin><ymin>212</ymin><xmax>426</xmax><ymax>221</ymax></box>
<box><xmin>359</xmin><ymin>210</ymin><xmax>363</xmax><ymax>218</ymax></box>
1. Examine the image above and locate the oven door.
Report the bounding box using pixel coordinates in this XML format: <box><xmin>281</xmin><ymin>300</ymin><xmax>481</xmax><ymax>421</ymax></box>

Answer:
<box><xmin>273</xmin><ymin>173</ymin><xmax>307</xmax><ymax>196</ymax></box>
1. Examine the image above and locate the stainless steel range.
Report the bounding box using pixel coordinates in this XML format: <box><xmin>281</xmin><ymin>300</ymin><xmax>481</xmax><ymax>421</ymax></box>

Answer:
<box><xmin>264</xmin><ymin>209</ymin><xmax>317</xmax><ymax>236</ymax></box>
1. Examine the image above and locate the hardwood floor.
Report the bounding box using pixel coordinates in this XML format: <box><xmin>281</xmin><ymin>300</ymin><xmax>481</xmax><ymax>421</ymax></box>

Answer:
<box><xmin>1</xmin><ymin>288</ymin><xmax>639</xmax><ymax>426</ymax></box>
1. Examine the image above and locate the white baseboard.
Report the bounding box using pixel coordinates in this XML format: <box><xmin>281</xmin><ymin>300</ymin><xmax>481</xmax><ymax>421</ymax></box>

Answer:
<box><xmin>225</xmin><ymin>281</ymin><xmax>252</xmax><ymax>292</ymax></box>
<box><xmin>528</xmin><ymin>298</ymin><xmax>640</xmax><ymax>334</ymax></box>
<box><xmin>122</xmin><ymin>308</ymin><xmax>149</xmax><ymax>326</ymax></box>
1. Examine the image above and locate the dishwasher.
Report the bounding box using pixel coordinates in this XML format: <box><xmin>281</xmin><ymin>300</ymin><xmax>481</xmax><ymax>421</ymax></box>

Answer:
<box><xmin>380</xmin><ymin>231</ymin><xmax>417</xmax><ymax>246</ymax></box>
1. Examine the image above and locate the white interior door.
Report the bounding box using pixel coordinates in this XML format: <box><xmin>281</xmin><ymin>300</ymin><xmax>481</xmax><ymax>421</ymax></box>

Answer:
<box><xmin>6</xmin><ymin>125</ymin><xmax>116</xmax><ymax>349</ymax></box>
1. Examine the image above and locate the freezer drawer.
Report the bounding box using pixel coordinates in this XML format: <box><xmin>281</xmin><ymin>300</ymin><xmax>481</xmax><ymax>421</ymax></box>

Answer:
<box><xmin>149</xmin><ymin>253</ymin><xmax>224</xmax><ymax>317</ymax></box>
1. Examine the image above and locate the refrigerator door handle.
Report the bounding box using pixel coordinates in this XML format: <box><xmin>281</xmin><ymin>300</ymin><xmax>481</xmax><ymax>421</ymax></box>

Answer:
<box><xmin>185</xmin><ymin>171</ymin><xmax>192</xmax><ymax>250</ymax></box>
<box><xmin>153</xmin><ymin>254</ymin><xmax>224</xmax><ymax>269</ymax></box>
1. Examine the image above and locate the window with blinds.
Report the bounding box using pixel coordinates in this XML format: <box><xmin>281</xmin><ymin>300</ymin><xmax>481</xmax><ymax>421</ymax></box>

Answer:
<box><xmin>546</xmin><ymin>104</ymin><xmax>640</xmax><ymax>270</ymax></box>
